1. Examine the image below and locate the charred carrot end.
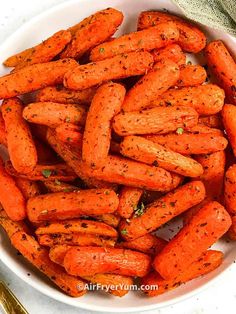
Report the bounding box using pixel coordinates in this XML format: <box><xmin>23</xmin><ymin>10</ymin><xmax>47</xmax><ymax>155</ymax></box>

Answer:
<box><xmin>205</xmin><ymin>40</ymin><xmax>236</xmax><ymax>105</ymax></box>
<box><xmin>90</xmin><ymin>22</ymin><xmax>179</xmax><ymax>61</ymax></box>
<box><xmin>64</xmin><ymin>246</ymin><xmax>151</xmax><ymax>277</ymax></box>
<box><xmin>15</xmin><ymin>178</ymin><xmax>41</xmax><ymax>200</ymax></box>
<box><xmin>63</xmin><ymin>51</ymin><xmax>154</xmax><ymax>90</ymax></box>
<box><xmin>142</xmin><ymin>250</ymin><xmax>223</xmax><ymax>296</ymax></box>
<box><xmin>151</xmin><ymin>44</ymin><xmax>186</xmax><ymax>66</ymax></box>
<box><xmin>10</xmin><ymin>231</ymin><xmax>86</xmax><ymax>296</ymax></box>
<box><xmin>119</xmin><ymin>181</ymin><xmax>206</xmax><ymax>241</ymax></box>
<box><xmin>222</xmin><ymin>104</ymin><xmax>236</xmax><ymax>157</ymax></box>
<box><xmin>120</xmin><ymin>136</ymin><xmax>204</xmax><ymax>177</ymax></box>
<box><xmin>0</xmin><ymin>112</ymin><xmax>7</xmax><ymax>146</ymax></box>
<box><xmin>153</xmin><ymin>201</ymin><xmax>231</xmax><ymax>279</ymax></box>
<box><xmin>82</xmin><ymin>82</ymin><xmax>126</xmax><ymax>169</ymax></box>
<box><xmin>117</xmin><ymin>187</ymin><xmax>143</xmax><ymax>219</ymax></box>
<box><xmin>225</xmin><ymin>164</ymin><xmax>236</xmax><ymax>214</ymax></box>
<box><xmin>177</xmin><ymin>65</ymin><xmax>207</xmax><ymax>87</ymax></box>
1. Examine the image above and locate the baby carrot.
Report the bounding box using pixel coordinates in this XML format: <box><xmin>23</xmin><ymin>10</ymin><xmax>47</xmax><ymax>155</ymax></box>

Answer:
<box><xmin>224</xmin><ymin>164</ymin><xmax>236</xmax><ymax>214</ymax></box>
<box><xmin>117</xmin><ymin>187</ymin><xmax>143</xmax><ymax>219</ymax></box>
<box><xmin>55</xmin><ymin>124</ymin><xmax>83</xmax><ymax>147</ymax></box>
<box><xmin>0</xmin><ymin>112</ymin><xmax>7</xmax><ymax>146</ymax></box>
<box><xmin>64</xmin><ymin>51</ymin><xmax>154</xmax><ymax>90</ymax></box>
<box><xmin>119</xmin><ymin>181</ymin><xmax>205</xmax><ymax>240</ymax></box>
<box><xmin>83</xmin><ymin>82</ymin><xmax>126</xmax><ymax>169</ymax></box>
<box><xmin>15</xmin><ymin>178</ymin><xmax>41</xmax><ymax>200</ymax></box>
<box><xmin>176</xmin><ymin>65</ymin><xmax>207</xmax><ymax>87</ymax></box>
<box><xmin>183</xmin><ymin>197</ymin><xmax>213</xmax><ymax>226</ymax></box>
<box><xmin>44</xmin><ymin>180</ymin><xmax>79</xmax><ymax>193</ymax></box>
<box><xmin>153</xmin><ymin>201</ymin><xmax>231</xmax><ymax>279</ymax></box>
<box><xmin>151</xmin><ymin>44</ymin><xmax>186</xmax><ymax>65</ymax></box>
<box><xmin>0</xmin><ymin>208</ymin><xmax>29</xmax><ymax>237</ymax></box>
<box><xmin>94</xmin><ymin>213</ymin><xmax>120</xmax><ymax>228</ymax></box>
<box><xmin>222</xmin><ymin>104</ymin><xmax>236</xmax><ymax>157</ymax></box>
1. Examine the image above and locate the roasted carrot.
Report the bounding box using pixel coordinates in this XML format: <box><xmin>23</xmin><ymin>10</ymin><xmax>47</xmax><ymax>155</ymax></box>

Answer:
<box><xmin>55</xmin><ymin>124</ymin><xmax>83</xmax><ymax>147</ymax></box>
<box><xmin>224</xmin><ymin>164</ymin><xmax>236</xmax><ymax>214</ymax></box>
<box><xmin>194</xmin><ymin>151</ymin><xmax>225</xmax><ymax>199</ymax></box>
<box><xmin>64</xmin><ymin>246</ymin><xmax>151</xmax><ymax>277</ymax></box>
<box><xmin>61</xmin><ymin>8</ymin><xmax>123</xmax><ymax>59</ymax></box>
<box><xmin>222</xmin><ymin>104</ymin><xmax>236</xmax><ymax>157</ymax></box>
<box><xmin>142</xmin><ymin>250</ymin><xmax>223</xmax><ymax>296</ymax></box>
<box><xmin>153</xmin><ymin>201</ymin><xmax>231</xmax><ymax>279</ymax></box>
<box><xmin>11</xmin><ymin>231</ymin><xmax>86</xmax><ymax>296</ymax></box>
<box><xmin>0</xmin><ymin>208</ymin><xmax>29</xmax><ymax>237</ymax></box>
<box><xmin>145</xmin><ymin>133</ymin><xmax>228</xmax><ymax>155</ymax></box>
<box><xmin>122</xmin><ymin>59</ymin><xmax>180</xmax><ymax>112</ymax></box>
<box><xmin>228</xmin><ymin>216</ymin><xmax>236</xmax><ymax>240</ymax></box>
<box><xmin>150</xmin><ymin>84</ymin><xmax>225</xmax><ymax>115</ymax></box>
<box><xmin>176</xmin><ymin>65</ymin><xmax>207</xmax><ymax>87</ymax></box>
<box><xmin>44</xmin><ymin>180</ymin><xmax>79</xmax><ymax>193</ymax></box>
<box><xmin>83</xmin><ymin>82</ymin><xmax>126</xmax><ymax>169</ymax></box>
<box><xmin>183</xmin><ymin>197</ymin><xmax>213</xmax><ymax>226</ymax></box>
<box><xmin>90</xmin><ymin>22</ymin><xmax>179</xmax><ymax>61</ymax></box>
<box><xmin>2</xmin><ymin>98</ymin><xmax>37</xmax><ymax>174</ymax></box>
<box><xmin>3</xmin><ymin>47</ymin><xmax>33</xmax><ymax>67</ymax></box>
<box><xmin>151</xmin><ymin>44</ymin><xmax>186</xmax><ymax>65</ymax></box>
<box><xmin>0</xmin><ymin>112</ymin><xmax>7</xmax><ymax>146</ymax></box>
<box><xmin>64</xmin><ymin>51</ymin><xmax>153</xmax><ymax>90</ymax></box>
<box><xmin>0</xmin><ymin>58</ymin><xmax>78</xmax><ymax>99</ymax></box>
<box><xmin>138</xmin><ymin>11</ymin><xmax>206</xmax><ymax>53</ymax></box>
<box><xmin>120</xmin><ymin>136</ymin><xmax>203</xmax><ymax>177</ymax></box>
<box><xmin>49</xmin><ymin>244</ymin><xmax>74</xmax><ymax>265</ymax></box>
<box><xmin>0</xmin><ymin>158</ymin><xmax>26</xmax><ymax>221</ymax></box>
<box><xmin>35</xmin><ymin>219</ymin><xmax>118</xmax><ymax>238</ymax></box>
<box><xmin>94</xmin><ymin>213</ymin><xmax>120</xmax><ymax>228</ymax></box>
<box><xmin>5</xmin><ymin>161</ymin><xmax>76</xmax><ymax>182</ymax></box>
<box><xmin>13</xmin><ymin>30</ymin><xmax>72</xmax><ymax>71</ymax></box>
<box><xmin>15</xmin><ymin>178</ymin><xmax>41</xmax><ymax>200</ymax></box>
<box><xmin>205</xmin><ymin>40</ymin><xmax>236</xmax><ymax>105</ymax></box>
<box><xmin>119</xmin><ymin>181</ymin><xmax>205</xmax><ymax>240</ymax></box>
<box><xmin>113</xmin><ymin>106</ymin><xmax>198</xmax><ymax>136</ymax></box>
<box><xmin>36</xmin><ymin>86</ymin><xmax>96</xmax><ymax>105</ymax></box>
<box><xmin>185</xmin><ymin>124</ymin><xmax>223</xmax><ymax>136</ymax></box>
<box><xmin>199</xmin><ymin>114</ymin><xmax>223</xmax><ymax>129</ymax></box>
<box><xmin>23</xmin><ymin>102</ymin><xmax>86</xmax><ymax>128</ymax></box>
<box><xmin>117</xmin><ymin>187</ymin><xmax>143</xmax><ymax>219</ymax></box>
<box><xmin>27</xmin><ymin>189</ymin><xmax>119</xmax><ymax>222</ymax></box>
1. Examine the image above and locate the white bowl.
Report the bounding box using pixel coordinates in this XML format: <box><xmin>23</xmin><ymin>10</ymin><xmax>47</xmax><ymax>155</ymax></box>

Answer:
<box><xmin>0</xmin><ymin>0</ymin><xmax>236</xmax><ymax>312</ymax></box>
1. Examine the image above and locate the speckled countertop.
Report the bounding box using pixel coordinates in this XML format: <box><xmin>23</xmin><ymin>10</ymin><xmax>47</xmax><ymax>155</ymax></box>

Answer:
<box><xmin>0</xmin><ymin>1</ymin><xmax>236</xmax><ymax>313</ymax></box>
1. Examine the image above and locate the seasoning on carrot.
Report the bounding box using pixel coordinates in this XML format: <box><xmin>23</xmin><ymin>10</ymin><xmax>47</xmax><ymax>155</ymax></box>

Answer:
<box><xmin>0</xmin><ymin>208</ymin><xmax>29</xmax><ymax>237</ymax></box>
<box><xmin>43</xmin><ymin>180</ymin><xmax>79</xmax><ymax>193</ymax></box>
<box><xmin>222</xmin><ymin>104</ymin><xmax>236</xmax><ymax>157</ymax></box>
<box><xmin>176</xmin><ymin>64</ymin><xmax>207</xmax><ymax>87</ymax></box>
<box><xmin>151</xmin><ymin>44</ymin><xmax>186</xmax><ymax>66</ymax></box>
<box><xmin>55</xmin><ymin>124</ymin><xmax>83</xmax><ymax>147</ymax></box>
<box><xmin>15</xmin><ymin>178</ymin><xmax>41</xmax><ymax>200</ymax></box>
<box><xmin>117</xmin><ymin>187</ymin><xmax>143</xmax><ymax>219</ymax></box>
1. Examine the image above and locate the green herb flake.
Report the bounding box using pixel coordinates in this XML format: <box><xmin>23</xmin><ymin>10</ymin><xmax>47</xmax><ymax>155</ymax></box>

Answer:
<box><xmin>42</xmin><ymin>169</ymin><xmax>52</xmax><ymax>178</ymax></box>
<box><xmin>55</xmin><ymin>179</ymin><xmax>61</xmax><ymax>186</ymax></box>
<box><xmin>5</xmin><ymin>107</ymin><xmax>12</xmax><ymax>112</ymax></box>
<box><xmin>67</xmin><ymin>137</ymin><xmax>72</xmax><ymax>142</ymax></box>
<box><xmin>121</xmin><ymin>229</ymin><xmax>128</xmax><ymax>235</ymax></box>
<box><xmin>99</xmin><ymin>47</ymin><xmax>105</xmax><ymax>53</ymax></box>
<box><xmin>104</xmin><ymin>190</ymin><xmax>110</xmax><ymax>195</ymax></box>
<box><xmin>187</xmin><ymin>60</ymin><xmax>192</xmax><ymax>65</ymax></box>
<box><xmin>176</xmin><ymin>127</ymin><xmax>184</xmax><ymax>135</ymax></box>
<box><xmin>65</xmin><ymin>116</ymin><xmax>70</xmax><ymax>123</ymax></box>
<box><xmin>134</xmin><ymin>202</ymin><xmax>145</xmax><ymax>217</ymax></box>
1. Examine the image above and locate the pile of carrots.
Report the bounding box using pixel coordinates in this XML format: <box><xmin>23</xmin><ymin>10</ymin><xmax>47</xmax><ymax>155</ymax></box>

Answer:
<box><xmin>0</xmin><ymin>8</ymin><xmax>236</xmax><ymax>298</ymax></box>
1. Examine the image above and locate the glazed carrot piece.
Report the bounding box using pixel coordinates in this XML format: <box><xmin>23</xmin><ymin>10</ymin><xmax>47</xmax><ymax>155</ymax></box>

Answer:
<box><xmin>199</xmin><ymin>114</ymin><xmax>223</xmax><ymax>129</ymax></box>
<box><xmin>2</xmin><ymin>98</ymin><xmax>37</xmax><ymax>174</ymax></box>
<box><xmin>117</xmin><ymin>187</ymin><xmax>143</xmax><ymax>219</ymax></box>
<box><xmin>38</xmin><ymin>234</ymin><xmax>115</xmax><ymax>248</ymax></box>
<box><xmin>228</xmin><ymin>216</ymin><xmax>236</xmax><ymax>240</ymax></box>
<box><xmin>64</xmin><ymin>246</ymin><xmax>151</xmax><ymax>277</ymax></box>
<box><xmin>13</xmin><ymin>30</ymin><xmax>72</xmax><ymax>71</ymax></box>
<box><xmin>35</xmin><ymin>219</ymin><xmax>118</xmax><ymax>238</ymax></box>
<box><xmin>26</xmin><ymin>189</ymin><xmax>119</xmax><ymax>222</ymax></box>
<box><xmin>83</xmin><ymin>82</ymin><xmax>126</xmax><ymax>169</ymax></box>
<box><xmin>142</xmin><ymin>250</ymin><xmax>223</xmax><ymax>296</ymax></box>
<box><xmin>151</xmin><ymin>44</ymin><xmax>186</xmax><ymax>65</ymax></box>
<box><xmin>176</xmin><ymin>65</ymin><xmax>207</xmax><ymax>87</ymax></box>
<box><xmin>120</xmin><ymin>136</ymin><xmax>203</xmax><ymax>177</ymax></box>
<box><xmin>94</xmin><ymin>213</ymin><xmax>120</xmax><ymax>228</ymax></box>
<box><xmin>183</xmin><ymin>197</ymin><xmax>213</xmax><ymax>226</ymax></box>
<box><xmin>55</xmin><ymin>124</ymin><xmax>83</xmax><ymax>147</ymax></box>
<box><xmin>23</xmin><ymin>102</ymin><xmax>86</xmax><ymax>128</ymax></box>
<box><xmin>138</xmin><ymin>11</ymin><xmax>206</xmax><ymax>53</ymax></box>
<box><xmin>90</xmin><ymin>22</ymin><xmax>179</xmax><ymax>61</ymax></box>
<box><xmin>10</xmin><ymin>231</ymin><xmax>86</xmax><ymax>296</ymax></box>
<box><xmin>222</xmin><ymin>104</ymin><xmax>236</xmax><ymax>157</ymax></box>
<box><xmin>119</xmin><ymin>181</ymin><xmax>205</xmax><ymax>240</ymax></box>
<box><xmin>150</xmin><ymin>84</ymin><xmax>225</xmax><ymax>115</ymax></box>
<box><xmin>153</xmin><ymin>201</ymin><xmax>231</xmax><ymax>279</ymax></box>
<box><xmin>118</xmin><ymin>234</ymin><xmax>167</xmax><ymax>255</ymax></box>
<box><xmin>122</xmin><ymin>59</ymin><xmax>180</xmax><ymax>112</ymax></box>
<box><xmin>0</xmin><ymin>208</ymin><xmax>29</xmax><ymax>237</ymax></box>
<box><xmin>64</xmin><ymin>51</ymin><xmax>154</xmax><ymax>90</ymax></box>
<box><xmin>0</xmin><ymin>112</ymin><xmax>7</xmax><ymax>146</ymax></box>
<box><xmin>0</xmin><ymin>158</ymin><xmax>26</xmax><ymax>221</ymax></box>
<box><xmin>36</xmin><ymin>86</ymin><xmax>96</xmax><ymax>105</ymax></box>
<box><xmin>44</xmin><ymin>180</ymin><xmax>79</xmax><ymax>193</ymax></box>
<box><xmin>0</xmin><ymin>58</ymin><xmax>78</xmax><ymax>99</ymax></box>
<box><xmin>145</xmin><ymin>133</ymin><xmax>228</xmax><ymax>155</ymax></box>
<box><xmin>194</xmin><ymin>151</ymin><xmax>225</xmax><ymax>199</ymax></box>
<box><xmin>5</xmin><ymin>161</ymin><xmax>76</xmax><ymax>182</ymax></box>
<box><xmin>205</xmin><ymin>40</ymin><xmax>236</xmax><ymax>105</ymax></box>
<box><xmin>15</xmin><ymin>178</ymin><xmax>41</xmax><ymax>200</ymax></box>
<box><xmin>113</xmin><ymin>106</ymin><xmax>198</xmax><ymax>136</ymax></box>
<box><xmin>224</xmin><ymin>164</ymin><xmax>236</xmax><ymax>214</ymax></box>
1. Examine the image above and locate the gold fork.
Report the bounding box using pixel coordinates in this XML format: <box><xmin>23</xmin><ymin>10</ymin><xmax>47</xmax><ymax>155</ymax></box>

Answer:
<box><xmin>0</xmin><ymin>280</ymin><xmax>28</xmax><ymax>314</ymax></box>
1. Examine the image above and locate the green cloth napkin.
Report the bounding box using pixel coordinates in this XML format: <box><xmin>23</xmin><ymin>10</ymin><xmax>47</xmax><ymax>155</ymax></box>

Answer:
<box><xmin>173</xmin><ymin>0</ymin><xmax>236</xmax><ymax>36</ymax></box>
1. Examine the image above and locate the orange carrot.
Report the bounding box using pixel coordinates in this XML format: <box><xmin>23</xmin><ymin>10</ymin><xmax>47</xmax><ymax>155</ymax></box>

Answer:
<box><xmin>205</xmin><ymin>40</ymin><xmax>236</xmax><ymax>105</ymax></box>
<box><xmin>117</xmin><ymin>187</ymin><xmax>143</xmax><ymax>219</ymax></box>
<box><xmin>94</xmin><ymin>213</ymin><xmax>120</xmax><ymax>228</ymax></box>
<box><xmin>142</xmin><ymin>250</ymin><xmax>223</xmax><ymax>296</ymax></box>
<box><xmin>150</xmin><ymin>84</ymin><xmax>225</xmax><ymax>115</ymax></box>
<box><xmin>151</xmin><ymin>44</ymin><xmax>186</xmax><ymax>65</ymax></box>
<box><xmin>49</xmin><ymin>244</ymin><xmax>74</xmax><ymax>265</ymax></box>
<box><xmin>64</xmin><ymin>246</ymin><xmax>151</xmax><ymax>277</ymax></box>
<box><xmin>120</xmin><ymin>136</ymin><xmax>203</xmax><ymax>177</ymax></box>
<box><xmin>228</xmin><ymin>216</ymin><xmax>236</xmax><ymax>240</ymax></box>
<box><xmin>15</xmin><ymin>178</ymin><xmax>41</xmax><ymax>200</ymax></box>
<box><xmin>222</xmin><ymin>104</ymin><xmax>236</xmax><ymax>157</ymax></box>
<box><xmin>55</xmin><ymin>124</ymin><xmax>83</xmax><ymax>147</ymax></box>
<box><xmin>0</xmin><ymin>112</ymin><xmax>7</xmax><ymax>146</ymax></box>
<box><xmin>0</xmin><ymin>208</ymin><xmax>29</xmax><ymax>237</ymax></box>
<box><xmin>199</xmin><ymin>114</ymin><xmax>223</xmax><ymax>129</ymax></box>
<box><xmin>122</xmin><ymin>59</ymin><xmax>180</xmax><ymax>112</ymax></box>
<box><xmin>10</xmin><ymin>231</ymin><xmax>86</xmax><ymax>296</ymax></box>
<box><xmin>183</xmin><ymin>197</ymin><xmax>213</xmax><ymax>226</ymax></box>
<box><xmin>185</xmin><ymin>124</ymin><xmax>223</xmax><ymax>136</ymax></box>
<box><xmin>2</xmin><ymin>98</ymin><xmax>37</xmax><ymax>174</ymax></box>
<box><xmin>138</xmin><ymin>11</ymin><xmax>206</xmax><ymax>53</ymax></box>
<box><xmin>224</xmin><ymin>164</ymin><xmax>236</xmax><ymax>214</ymax></box>
<box><xmin>0</xmin><ymin>158</ymin><xmax>26</xmax><ymax>221</ymax></box>
<box><xmin>44</xmin><ymin>180</ymin><xmax>79</xmax><ymax>193</ymax></box>
<box><xmin>3</xmin><ymin>47</ymin><xmax>33</xmax><ymax>67</ymax></box>
<box><xmin>64</xmin><ymin>51</ymin><xmax>154</xmax><ymax>90</ymax></box>
<box><xmin>119</xmin><ymin>181</ymin><xmax>205</xmax><ymax>240</ymax></box>
<box><xmin>153</xmin><ymin>201</ymin><xmax>231</xmax><ymax>279</ymax></box>
<box><xmin>26</xmin><ymin>189</ymin><xmax>119</xmax><ymax>222</ymax></box>
<box><xmin>90</xmin><ymin>22</ymin><xmax>179</xmax><ymax>61</ymax></box>
<box><xmin>83</xmin><ymin>82</ymin><xmax>126</xmax><ymax>169</ymax></box>
<box><xmin>0</xmin><ymin>58</ymin><xmax>78</xmax><ymax>99</ymax></box>
<box><xmin>177</xmin><ymin>65</ymin><xmax>207</xmax><ymax>87</ymax></box>
<box><xmin>113</xmin><ymin>106</ymin><xmax>198</xmax><ymax>136</ymax></box>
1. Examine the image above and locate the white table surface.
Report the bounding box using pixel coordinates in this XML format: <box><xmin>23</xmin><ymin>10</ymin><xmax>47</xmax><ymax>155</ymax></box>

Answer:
<box><xmin>0</xmin><ymin>1</ymin><xmax>236</xmax><ymax>313</ymax></box>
